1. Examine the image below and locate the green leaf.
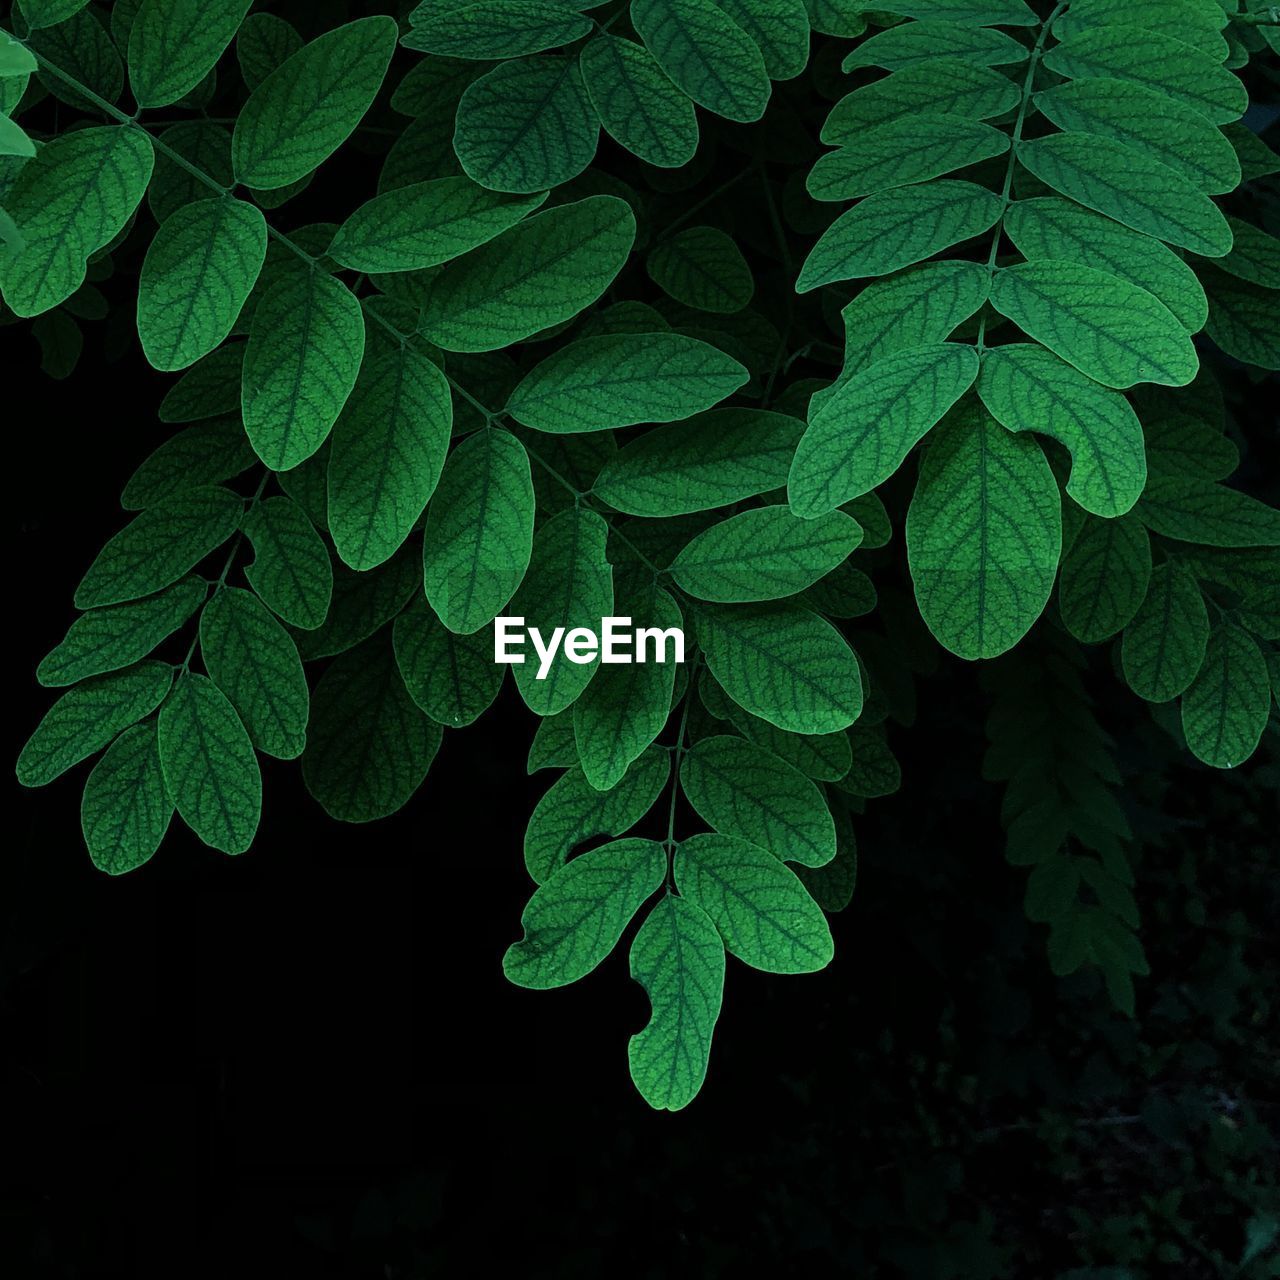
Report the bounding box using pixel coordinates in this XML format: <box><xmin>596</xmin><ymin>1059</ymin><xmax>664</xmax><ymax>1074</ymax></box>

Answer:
<box><xmin>295</xmin><ymin>547</ymin><xmax>420</xmax><ymax>661</ymax></box>
<box><xmin>0</xmin><ymin>113</ymin><xmax>35</xmax><ymax>158</ymax></box>
<box><xmin>0</xmin><ymin>30</ymin><xmax>38</xmax><ymax>73</ymax></box>
<box><xmin>418</xmin><ymin>196</ymin><xmax>635</xmax><ymax>351</ymax></box>
<box><xmin>1053</xmin><ymin>0</ymin><xmax>1228</xmax><ymax>61</ymax></box>
<box><xmin>200</xmin><ymin>587</ymin><xmax>308</xmax><ymax>760</ymax></box>
<box><xmin>1181</xmin><ymin>621</ymin><xmax>1270</xmax><ymax>769</ymax></box>
<box><xmin>128</xmin><ymin>0</ymin><xmax>253</xmax><ymax>108</ymax></box>
<box><xmin>27</xmin><ymin>7</ymin><xmax>121</xmax><ymax>111</ymax></box>
<box><xmin>120</xmin><ymin>417</ymin><xmax>255</xmax><ymax>513</ymax></box>
<box><xmin>573</xmin><ymin>582</ymin><xmax>681</xmax><ymax>790</ymax></box>
<box><xmin>694</xmin><ymin>600</ymin><xmax>863</xmax><ymax>733</ymax></box>
<box><xmin>1033</xmin><ymin>80</ymin><xmax>1240</xmax><ymax>195</ymax></box>
<box><xmin>38</xmin><ymin>577</ymin><xmax>205</xmax><ymax>687</ymax></box>
<box><xmin>157</xmin><ymin>673</ymin><xmax>260</xmax><ymax>853</ymax></box>
<box><xmin>1203</xmin><ymin>269</ymin><xmax>1280</xmax><ymax>371</ymax></box>
<box><xmin>988</xmin><ymin>260</ymin><xmax>1198</xmax><ymax>390</ymax></box>
<box><xmin>403</xmin><ymin>0</ymin><xmax>591</xmax><ymax>59</ymax></box>
<box><xmin>236</xmin><ymin>12</ymin><xmax>302</xmax><ymax>89</ymax></box>
<box><xmin>422</xmin><ymin>427</ymin><xmax>535</xmax><ymax>634</ymax></box>
<box><xmin>17</xmin><ymin>0</ymin><xmax>91</xmax><ymax>28</ymax></box>
<box><xmin>821</xmin><ymin>58</ymin><xmax>1020</xmax><ymax>143</ymax></box>
<box><xmin>328</xmin><ymin>178</ymin><xmax>545</xmax><ymax>273</ymax></box>
<box><xmin>17</xmin><ymin>661</ymin><xmax>173</xmax><ymax>788</ymax></box>
<box><xmin>579</xmin><ymin>34</ymin><xmax>699</xmax><ymax>169</ymax></box>
<box><xmin>232</xmin><ymin>17</ymin><xmax>398</xmax><ymax>190</ymax></box>
<box><xmin>328</xmin><ymin>347</ymin><xmax>452</xmax><ymax>571</ymax></box>
<box><xmin>524</xmin><ymin>746</ymin><xmax>671</xmax><ymax>882</ymax></box>
<box><xmin>508</xmin><ymin>332</ymin><xmax>748</xmax><ymax>432</ymax></box>
<box><xmin>242</xmin><ymin>263</ymin><xmax>366</xmax><ymax>470</ymax></box>
<box><xmin>1003</xmin><ymin>198</ymin><xmax>1208</xmax><ymax>334</ymax></box>
<box><xmin>632</xmin><ymin>0</ymin><xmax>770</xmax><ymax>123</ymax></box>
<box><xmin>0</xmin><ymin>127</ymin><xmax>153</xmax><ymax>317</ymax></box>
<box><xmin>158</xmin><ymin>345</ymin><xmax>244</xmax><ymax>423</ymax></box>
<box><xmin>797</xmin><ymin>180</ymin><xmax>1001</xmax><ymax>291</ymax></box>
<box><xmin>871</xmin><ymin>0</ymin><xmax>1037</xmax><ymax>20</ymax></box>
<box><xmin>136</xmin><ymin>197</ymin><xmax>267</xmax><ymax>372</ymax></box>
<box><xmin>977</xmin><ymin>344</ymin><xmax>1147</xmax><ymax>518</ymax></box>
<box><xmin>74</xmin><ymin>485</ymin><xmax>243</xmax><ymax>610</ymax></box>
<box><xmin>594</xmin><ymin>408</ymin><xmax>803</xmax><ymax>516</ymax></box>
<box><xmin>80</xmin><ymin>722</ymin><xmax>172</xmax><ymax>875</ymax></box>
<box><xmin>681</xmin><ymin>734</ymin><xmax>835</xmax><ymax>867</ymax></box>
<box><xmin>808</xmin><ymin>115</ymin><xmax>1008</xmax><ymax>202</ymax></box>
<box><xmin>1136</xmin><ymin>474</ymin><xmax>1280</xmax><ymax>548</ymax></box>
<box><xmin>147</xmin><ymin>122</ymin><xmax>233</xmax><ymax>225</ymax></box>
<box><xmin>843</xmin><ymin>19</ymin><xmax>1028</xmax><ymax>72</ymax></box>
<box><xmin>1120</xmin><ymin>562</ymin><xmax>1209</xmax><ymax>702</ymax></box>
<box><xmin>628</xmin><ymin>894</ymin><xmax>724</xmax><ymax>1111</ymax></box>
<box><xmin>817</xmin><ymin>263</ymin><xmax>989</xmax><ymax>415</ymax></box>
<box><xmin>1058</xmin><ymin>512</ymin><xmax>1151</xmax><ymax>644</ymax></box>
<box><xmin>393</xmin><ymin>595</ymin><xmax>503</xmax><ymax>728</ymax></box>
<box><xmin>302</xmin><ymin>636</ymin><xmax>442</xmax><ymax>822</ymax></box>
<box><xmin>241</xmin><ymin>496</ymin><xmax>333</xmax><ymax>630</ymax></box>
<box><xmin>794</xmin><ymin>810</ymin><xmax>857</xmax><ymax>911</ymax></box>
<box><xmin>504</xmin><ymin>837</ymin><xmax>667</xmax><ymax>988</ymax></box>
<box><xmin>671</xmin><ymin>506</ymin><xmax>861</xmax><ymax>602</ymax></box>
<box><xmin>790</xmin><ymin>343</ymin><xmax>979</xmax><ymax>517</ymax></box>
<box><xmin>1216</xmin><ymin>216</ymin><xmax>1280</xmax><ymax>290</ymax></box>
<box><xmin>510</xmin><ymin>507</ymin><xmax>614</xmax><ymax>716</ymax></box>
<box><xmin>1041</xmin><ymin>26</ymin><xmax>1247</xmax><ymax>126</ymax></box>
<box><xmin>453</xmin><ymin>54</ymin><xmax>598</xmax><ymax>193</ymax></box>
<box><xmin>713</xmin><ymin>0</ymin><xmax>809</xmax><ymax>79</ymax></box>
<box><xmin>674</xmin><ymin>832</ymin><xmax>833</xmax><ymax>973</ymax></box>
<box><xmin>1144</xmin><ymin>412</ymin><xmax>1238</xmax><ymax>482</ymax></box>
<box><xmin>1016</xmin><ymin>132</ymin><xmax>1232</xmax><ymax>258</ymax></box>
<box><xmin>838</xmin><ymin>726</ymin><xmax>901</xmax><ymax>798</ymax></box>
<box><xmin>647</xmin><ymin>226</ymin><xmax>754</xmax><ymax>314</ymax></box>
<box><xmin>907</xmin><ymin>404</ymin><xmax>1062</xmax><ymax>660</ymax></box>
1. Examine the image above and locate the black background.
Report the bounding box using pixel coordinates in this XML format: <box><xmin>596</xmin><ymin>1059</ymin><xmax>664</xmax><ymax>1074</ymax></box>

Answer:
<box><xmin>8</xmin><ymin>335</ymin><xmax>1274</xmax><ymax>1277</ymax></box>
<box><xmin>5</xmin><ymin>84</ymin><xmax>1278</xmax><ymax>1280</ymax></box>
